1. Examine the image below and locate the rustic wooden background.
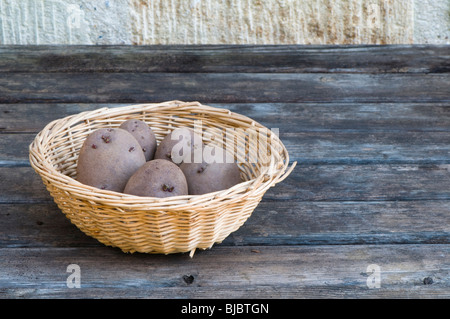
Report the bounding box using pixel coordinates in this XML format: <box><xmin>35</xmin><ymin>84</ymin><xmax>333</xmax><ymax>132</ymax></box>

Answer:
<box><xmin>0</xmin><ymin>45</ymin><xmax>449</xmax><ymax>298</ymax></box>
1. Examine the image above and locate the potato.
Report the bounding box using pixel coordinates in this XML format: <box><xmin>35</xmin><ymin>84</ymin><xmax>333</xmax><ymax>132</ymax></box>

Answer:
<box><xmin>124</xmin><ymin>159</ymin><xmax>188</xmax><ymax>198</ymax></box>
<box><xmin>76</xmin><ymin>128</ymin><xmax>146</xmax><ymax>192</ymax></box>
<box><xmin>119</xmin><ymin>119</ymin><xmax>157</xmax><ymax>161</ymax></box>
<box><xmin>154</xmin><ymin>127</ymin><xmax>202</xmax><ymax>165</ymax></box>
<box><xmin>179</xmin><ymin>147</ymin><xmax>242</xmax><ymax>195</ymax></box>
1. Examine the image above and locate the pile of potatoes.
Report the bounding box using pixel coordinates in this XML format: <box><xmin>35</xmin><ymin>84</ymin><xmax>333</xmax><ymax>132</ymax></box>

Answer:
<box><xmin>76</xmin><ymin>120</ymin><xmax>242</xmax><ymax>198</ymax></box>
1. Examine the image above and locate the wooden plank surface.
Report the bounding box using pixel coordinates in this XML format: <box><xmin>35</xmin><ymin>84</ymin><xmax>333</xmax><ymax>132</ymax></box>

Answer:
<box><xmin>1</xmin><ymin>245</ymin><xmax>448</xmax><ymax>298</ymax></box>
<box><xmin>0</xmin><ymin>45</ymin><xmax>449</xmax><ymax>299</ymax></box>
<box><xmin>2</xmin><ymin>102</ymin><xmax>450</xmax><ymax>167</ymax></box>
<box><xmin>5</xmin><ymin>131</ymin><xmax>450</xmax><ymax>167</ymax></box>
<box><xmin>1</xmin><ymin>163</ymin><xmax>450</xmax><ymax>248</ymax></box>
<box><xmin>3</xmin><ymin>164</ymin><xmax>450</xmax><ymax>203</ymax></box>
<box><xmin>2</xmin><ymin>200</ymin><xmax>449</xmax><ymax>248</ymax></box>
<box><xmin>0</xmin><ymin>73</ymin><xmax>448</xmax><ymax>104</ymax></box>
<box><xmin>0</xmin><ymin>45</ymin><xmax>448</xmax><ymax>74</ymax></box>
<box><xmin>3</xmin><ymin>102</ymin><xmax>450</xmax><ymax>133</ymax></box>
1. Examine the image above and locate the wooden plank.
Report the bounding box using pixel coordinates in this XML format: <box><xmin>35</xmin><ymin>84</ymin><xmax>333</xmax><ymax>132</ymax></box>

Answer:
<box><xmin>0</xmin><ymin>45</ymin><xmax>448</xmax><ymax>74</ymax></box>
<box><xmin>0</xmin><ymin>167</ymin><xmax>53</xmax><ymax>204</ymax></box>
<box><xmin>0</xmin><ymin>103</ymin><xmax>119</xmax><ymax>133</ymax></box>
<box><xmin>226</xmin><ymin>200</ymin><xmax>450</xmax><ymax>246</ymax></box>
<box><xmin>0</xmin><ymin>245</ymin><xmax>448</xmax><ymax>298</ymax></box>
<box><xmin>3</xmin><ymin>101</ymin><xmax>450</xmax><ymax>165</ymax></box>
<box><xmin>1</xmin><ymin>45</ymin><xmax>448</xmax><ymax>300</ymax></box>
<box><xmin>2</xmin><ymin>102</ymin><xmax>449</xmax><ymax>165</ymax></box>
<box><xmin>3</xmin><ymin>130</ymin><xmax>450</xmax><ymax>168</ymax></box>
<box><xmin>271</xmin><ymin>164</ymin><xmax>450</xmax><ymax>201</ymax></box>
<box><xmin>0</xmin><ymin>134</ymin><xmax>33</xmax><ymax>167</ymax></box>
<box><xmin>2</xmin><ymin>103</ymin><xmax>450</xmax><ymax>133</ymax></box>
<box><xmin>2</xmin><ymin>164</ymin><xmax>450</xmax><ymax>203</ymax></box>
<box><xmin>1</xmin><ymin>201</ymin><xmax>448</xmax><ymax>248</ymax></box>
<box><xmin>280</xmin><ymin>131</ymin><xmax>450</xmax><ymax>165</ymax></box>
<box><xmin>0</xmin><ymin>203</ymin><xmax>100</xmax><ymax>248</ymax></box>
<box><xmin>221</xmin><ymin>103</ymin><xmax>450</xmax><ymax>133</ymax></box>
<box><xmin>0</xmin><ymin>73</ymin><xmax>448</xmax><ymax>104</ymax></box>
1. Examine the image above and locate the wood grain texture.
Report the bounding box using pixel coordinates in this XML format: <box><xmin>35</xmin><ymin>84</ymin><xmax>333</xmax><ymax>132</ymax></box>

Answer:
<box><xmin>4</xmin><ymin>131</ymin><xmax>450</xmax><ymax>167</ymax></box>
<box><xmin>2</xmin><ymin>102</ymin><xmax>450</xmax><ymax>133</ymax></box>
<box><xmin>3</xmin><ymin>164</ymin><xmax>450</xmax><ymax>204</ymax></box>
<box><xmin>1</xmin><ymin>200</ymin><xmax>449</xmax><ymax>248</ymax></box>
<box><xmin>273</xmin><ymin>164</ymin><xmax>450</xmax><ymax>201</ymax></box>
<box><xmin>2</xmin><ymin>102</ymin><xmax>450</xmax><ymax>166</ymax></box>
<box><xmin>0</xmin><ymin>245</ymin><xmax>448</xmax><ymax>298</ymax></box>
<box><xmin>0</xmin><ymin>45</ymin><xmax>448</xmax><ymax>299</ymax></box>
<box><xmin>0</xmin><ymin>45</ymin><xmax>448</xmax><ymax>73</ymax></box>
<box><xmin>0</xmin><ymin>73</ymin><xmax>449</xmax><ymax>104</ymax></box>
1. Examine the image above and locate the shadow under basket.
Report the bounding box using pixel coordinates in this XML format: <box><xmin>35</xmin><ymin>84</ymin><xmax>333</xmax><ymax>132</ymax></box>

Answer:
<box><xmin>29</xmin><ymin>101</ymin><xmax>296</xmax><ymax>256</ymax></box>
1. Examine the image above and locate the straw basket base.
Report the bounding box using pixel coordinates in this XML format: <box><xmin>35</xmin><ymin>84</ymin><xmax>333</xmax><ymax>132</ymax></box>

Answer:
<box><xmin>52</xmin><ymin>191</ymin><xmax>263</xmax><ymax>255</ymax></box>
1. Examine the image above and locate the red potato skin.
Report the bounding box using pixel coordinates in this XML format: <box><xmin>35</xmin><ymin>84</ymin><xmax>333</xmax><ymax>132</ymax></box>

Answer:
<box><xmin>76</xmin><ymin>128</ymin><xmax>146</xmax><ymax>193</ymax></box>
<box><xmin>179</xmin><ymin>149</ymin><xmax>242</xmax><ymax>195</ymax></box>
<box><xmin>119</xmin><ymin>119</ymin><xmax>157</xmax><ymax>161</ymax></box>
<box><xmin>124</xmin><ymin>159</ymin><xmax>188</xmax><ymax>198</ymax></box>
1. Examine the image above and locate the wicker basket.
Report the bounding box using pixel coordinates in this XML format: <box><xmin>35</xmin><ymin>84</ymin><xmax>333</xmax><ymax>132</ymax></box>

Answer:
<box><xmin>29</xmin><ymin>101</ymin><xmax>296</xmax><ymax>256</ymax></box>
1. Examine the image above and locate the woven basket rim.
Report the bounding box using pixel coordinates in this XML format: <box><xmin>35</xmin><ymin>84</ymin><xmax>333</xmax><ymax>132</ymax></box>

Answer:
<box><xmin>29</xmin><ymin>101</ymin><xmax>296</xmax><ymax>211</ymax></box>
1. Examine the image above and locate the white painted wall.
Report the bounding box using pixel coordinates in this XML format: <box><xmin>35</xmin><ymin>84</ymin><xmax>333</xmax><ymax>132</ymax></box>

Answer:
<box><xmin>414</xmin><ymin>0</ymin><xmax>450</xmax><ymax>44</ymax></box>
<box><xmin>0</xmin><ymin>0</ymin><xmax>448</xmax><ymax>45</ymax></box>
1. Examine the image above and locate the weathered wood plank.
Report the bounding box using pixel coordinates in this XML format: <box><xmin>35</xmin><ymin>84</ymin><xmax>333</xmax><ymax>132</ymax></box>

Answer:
<box><xmin>2</xmin><ymin>165</ymin><xmax>450</xmax><ymax>204</ymax></box>
<box><xmin>3</xmin><ymin>102</ymin><xmax>449</xmax><ymax>168</ymax></box>
<box><xmin>272</xmin><ymin>164</ymin><xmax>450</xmax><ymax>201</ymax></box>
<box><xmin>1</xmin><ymin>200</ymin><xmax>448</xmax><ymax>248</ymax></box>
<box><xmin>0</xmin><ymin>245</ymin><xmax>448</xmax><ymax>298</ymax></box>
<box><xmin>0</xmin><ymin>167</ymin><xmax>53</xmax><ymax>204</ymax></box>
<box><xmin>222</xmin><ymin>103</ymin><xmax>450</xmax><ymax>133</ymax></box>
<box><xmin>0</xmin><ymin>203</ymin><xmax>100</xmax><ymax>248</ymax></box>
<box><xmin>0</xmin><ymin>73</ymin><xmax>448</xmax><ymax>104</ymax></box>
<box><xmin>0</xmin><ymin>134</ymin><xmax>34</xmax><ymax>167</ymax></box>
<box><xmin>280</xmin><ymin>131</ymin><xmax>450</xmax><ymax>165</ymax></box>
<box><xmin>0</xmin><ymin>45</ymin><xmax>448</xmax><ymax>300</ymax></box>
<box><xmin>3</xmin><ymin>130</ymin><xmax>450</xmax><ymax>168</ymax></box>
<box><xmin>226</xmin><ymin>200</ymin><xmax>450</xmax><ymax>246</ymax></box>
<box><xmin>0</xmin><ymin>45</ymin><xmax>448</xmax><ymax>74</ymax></box>
<box><xmin>0</xmin><ymin>103</ymin><xmax>119</xmax><ymax>133</ymax></box>
<box><xmin>2</xmin><ymin>103</ymin><xmax>450</xmax><ymax>133</ymax></box>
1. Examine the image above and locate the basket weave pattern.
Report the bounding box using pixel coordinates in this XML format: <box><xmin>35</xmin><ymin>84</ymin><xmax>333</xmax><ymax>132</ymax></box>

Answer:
<box><xmin>29</xmin><ymin>101</ymin><xmax>296</xmax><ymax>255</ymax></box>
